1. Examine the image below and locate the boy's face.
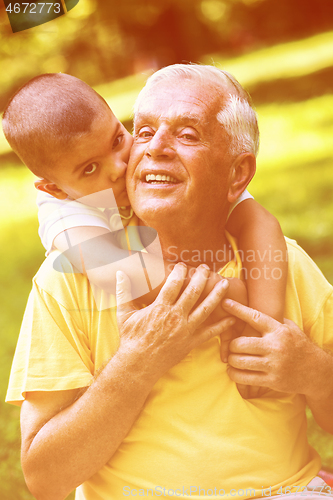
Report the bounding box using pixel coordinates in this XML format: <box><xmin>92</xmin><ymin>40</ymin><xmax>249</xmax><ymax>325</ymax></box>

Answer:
<box><xmin>40</xmin><ymin>106</ymin><xmax>133</xmax><ymax>206</ymax></box>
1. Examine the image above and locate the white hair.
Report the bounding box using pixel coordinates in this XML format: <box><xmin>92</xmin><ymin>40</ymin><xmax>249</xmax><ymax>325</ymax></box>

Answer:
<box><xmin>134</xmin><ymin>64</ymin><xmax>259</xmax><ymax>157</ymax></box>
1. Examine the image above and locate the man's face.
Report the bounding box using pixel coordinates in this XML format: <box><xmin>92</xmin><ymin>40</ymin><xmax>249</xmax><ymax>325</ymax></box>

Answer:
<box><xmin>126</xmin><ymin>78</ymin><xmax>235</xmax><ymax>228</ymax></box>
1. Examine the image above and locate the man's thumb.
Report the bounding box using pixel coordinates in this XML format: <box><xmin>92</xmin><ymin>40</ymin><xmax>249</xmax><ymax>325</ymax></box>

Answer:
<box><xmin>116</xmin><ymin>271</ymin><xmax>135</xmax><ymax>313</ymax></box>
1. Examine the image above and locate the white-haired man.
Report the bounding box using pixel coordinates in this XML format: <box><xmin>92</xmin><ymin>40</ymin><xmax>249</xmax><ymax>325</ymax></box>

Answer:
<box><xmin>6</xmin><ymin>64</ymin><xmax>333</xmax><ymax>500</ymax></box>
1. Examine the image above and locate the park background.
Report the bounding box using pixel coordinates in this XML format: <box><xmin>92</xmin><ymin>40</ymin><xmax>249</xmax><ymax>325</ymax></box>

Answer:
<box><xmin>0</xmin><ymin>0</ymin><xmax>333</xmax><ymax>498</ymax></box>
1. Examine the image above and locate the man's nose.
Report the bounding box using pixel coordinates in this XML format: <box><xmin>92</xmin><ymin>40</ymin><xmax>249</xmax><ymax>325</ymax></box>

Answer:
<box><xmin>146</xmin><ymin>130</ymin><xmax>176</xmax><ymax>159</ymax></box>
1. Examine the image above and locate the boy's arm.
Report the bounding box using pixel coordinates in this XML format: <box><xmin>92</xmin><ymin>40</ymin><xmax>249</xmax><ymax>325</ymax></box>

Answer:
<box><xmin>54</xmin><ymin>227</ymin><xmax>248</xmax><ymax>316</ymax></box>
<box><xmin>226</xmin><ymin>199</ymin><xmax>288</xmax><ymax>325</ymax></box>
<box><xmin>54</xmin><ymin>226</ymin><xmax>168</xmax><ymax>301</ymax></box>
<box><xmin>226</xmin><ymin>198</ymin><xmax>288</xmax><ymax>398</ymax></box>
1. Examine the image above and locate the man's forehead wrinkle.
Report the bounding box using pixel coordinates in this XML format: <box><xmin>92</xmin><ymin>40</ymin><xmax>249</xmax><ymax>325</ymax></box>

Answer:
<box><xmin>134</xmin><ymin>82</ymin><xmax>225</xmax><ymax>134</ymax></box>
<box><xmin>135</xmin><ymin>110</ymin><xmax>206</xmax><ymax>128</ymax></box>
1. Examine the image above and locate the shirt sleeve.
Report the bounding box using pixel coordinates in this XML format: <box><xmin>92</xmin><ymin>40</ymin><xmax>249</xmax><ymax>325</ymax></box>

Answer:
<box><xmin>37</xmin><ymin>191</ymin><xmax>110</xmax><ymax>255</ymax></box>
<box><xmin>5</xmin><ymin>277</ymin><xmax>94</xmax><ymax>406</ymax></box>
<box><xmin>228</xmin><ymin>189</ymin><xmax>254</xmax><ymax>219</ymax></box>
<box><xmin>284</xmin><ymin>238</ymin><xmax>333</xmax><ymax>350</ymax></box>
<box><xmin>309</xmin><ymin>290</ymin><xmax>333</xmax><ymax>352</ymax></box>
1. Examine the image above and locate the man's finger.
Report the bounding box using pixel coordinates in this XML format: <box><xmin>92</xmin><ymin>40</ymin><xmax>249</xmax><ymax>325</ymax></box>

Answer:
<box><xmin>188</xmin><ymin>278</ymin><xmax>229</xmax><ymax>327</ymax></box>
<box><xmin>219</xmin><ymin>327</ymin><xmax>239</xmax><ymax>363</ymax></box>
<box><xmin>156</xmin><ymin>262</ymin><xmax>188</xmax><ymax>305</ymax></box>
<box><xmin>283</xmin><ymin>318</ymin><xmax>298</xmax><ymax>328</ymax></box>
<box><xmin>227</xmin><ymin>366</ymin><xmax>269</xmax><ymax>388</ymax></box>
<box><xmin>195</xmin><ymin>317</ymin><xmax>236</xmax><ymax>345</ymax></box>
<box><xmin>228</xmin><ymin>336</ymin><xmax>265</xmax><ymax>355</ymax></box>
<box><xmin>177</xmin><ymin>264</ymin><xmax>211</xmax><ymax>313</ymax></box>
<box><xmin>228</xmin><ymin>353</ymin><xmax>267</xmax><ymax>372</ymax></box>
<box><xmin>222</xmin><ymin>299</ymin><xmax>281</xmax><ymax>335</ymax></box>
<box><xmin>116</xmin><ymin>271</ymin><xmax>137</xmax><ymax>319</ymax></box>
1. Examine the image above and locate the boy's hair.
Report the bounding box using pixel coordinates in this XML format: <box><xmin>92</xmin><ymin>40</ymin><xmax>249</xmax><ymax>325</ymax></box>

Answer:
<box><xmin>134</xmin><ymin>63</ymin><xmax>259</xmax><ymax>158</ymax></box>
<box><xmin>2</xmin><ymin>73</ymin><xmax>110</xmax><ymax>177</ymax></box>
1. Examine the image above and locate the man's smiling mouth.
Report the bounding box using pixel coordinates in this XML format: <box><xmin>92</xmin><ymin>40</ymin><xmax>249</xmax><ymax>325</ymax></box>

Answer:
<box><xmin>145</xmin><ymin>173</ymin><xmax>178</xmax><ymax>184</ymax></box>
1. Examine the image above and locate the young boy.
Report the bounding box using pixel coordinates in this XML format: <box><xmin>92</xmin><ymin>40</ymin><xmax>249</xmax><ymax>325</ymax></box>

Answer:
<box><xmin>2</xmin><ymin>72</ymin><xmax>287</xmax><ymax>398</ymax></box>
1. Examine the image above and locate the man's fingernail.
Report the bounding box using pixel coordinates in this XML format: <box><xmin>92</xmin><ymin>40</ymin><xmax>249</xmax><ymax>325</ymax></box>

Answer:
<box><xmin>222</xmin><ymin>356</ymin><xmax>228</xmax><ymax>363</ymax></box>
<box><xmin>223</xmin><ymin>298</ymin><xmax>233</xmax><ymax>306</ymax></box>
<box><xmin>201</xmin><ymin>264</ymin><xmax>210</xmax><ymax>270</ymax></box>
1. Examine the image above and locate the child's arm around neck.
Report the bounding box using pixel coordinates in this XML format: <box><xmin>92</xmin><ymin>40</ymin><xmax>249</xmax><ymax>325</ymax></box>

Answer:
<box><xmin>226</xmin><ymin>197</ymin><xmax>288</xmax><ymax>398</ymax></box>
<box><xmin>226</xmin><ymin>198</ymin><xmax>288</xmax><ymax>324</ymax></box>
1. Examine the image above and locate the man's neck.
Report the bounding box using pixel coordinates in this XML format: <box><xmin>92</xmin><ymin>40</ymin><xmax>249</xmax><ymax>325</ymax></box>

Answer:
<box><xmin>139</xmin><ymin>216</ymin><xmax>232</xmax><ymax>272</ymax></box>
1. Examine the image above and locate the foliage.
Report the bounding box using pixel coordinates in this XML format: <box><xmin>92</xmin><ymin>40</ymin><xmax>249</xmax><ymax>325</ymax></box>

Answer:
<box><xmin>208</xmin><ymin>31</ymin><xmax>333</xmax><ymax>88</ymax></box>
<box><xmin>1</xmin><ymin>0</ymin><xmax>333</xmax><ymax>112</ymax></box>
<box><xmin>0</xmin><ymin>19</ymin><xmax>333</xmax><ymax>500</ymax></box>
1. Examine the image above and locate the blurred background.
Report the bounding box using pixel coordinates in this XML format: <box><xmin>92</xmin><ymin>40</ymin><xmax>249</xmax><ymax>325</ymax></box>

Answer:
<box><xmin>0</xmin><ymin>0</ymin><xmax>333</xmax><ymax>498</ymax></box>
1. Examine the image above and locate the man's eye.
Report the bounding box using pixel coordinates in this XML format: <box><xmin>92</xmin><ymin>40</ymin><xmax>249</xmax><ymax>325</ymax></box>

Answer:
<box><xmin>181</xmin><ymin>134</ymin><xmax>196</xmax><ymax>140</ymax></box>
<box><xmin>179</xmin><ymin>129</ymin><xmax>198</xmax><ymax>141</ymax></box>
<box><xmin>138</xmin><ymin>128</ymin><xmax>154</xmax><ymax>138</ymax></box>
<box><xmin>113</xmin><ymin>134</ymin><xmax>124</xmax><ymax>149</ymax></box>
<box><xmin>84</xmin><ymin>163</ymin><xmax>98</xmax><ymax>175</ymax></box>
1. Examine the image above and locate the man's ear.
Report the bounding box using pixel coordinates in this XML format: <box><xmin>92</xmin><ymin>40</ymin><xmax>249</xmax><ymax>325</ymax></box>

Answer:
<box><xmin>34</xmin><ymin>178</ymin><xmax>68</xmax><ymax>200</ymax></box>
<box><xmin>227</xmin><ymin>153</ymin><xmax>256</xmax><ymax>204</ymax></box>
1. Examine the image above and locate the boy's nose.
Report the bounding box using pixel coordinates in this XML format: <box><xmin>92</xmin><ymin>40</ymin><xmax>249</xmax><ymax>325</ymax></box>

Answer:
<box><xmin>108</xmin><ymin>159</ymin><xmax>127</xmax><ymax>183</ymax></box>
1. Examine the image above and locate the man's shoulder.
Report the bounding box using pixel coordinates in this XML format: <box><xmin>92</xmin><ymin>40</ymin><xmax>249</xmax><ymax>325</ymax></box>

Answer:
<box><xmin>285</xmin><ymin>237</ymin><xmax>331</xmax><ymax>288</ymax></box>
<box><xmin>34</xmin><ymin>251</ymin><xmax>88</xmax><ymax>302</ymax></box>
<box><xmin>34</xmin><ymin>252</ymin><xmax>116</xmax><ymax>313</ymax></box>
<box><xmin>284</xmin><ymin>237</ymin><xmax>333</xmax><ymax>333</ymax></box>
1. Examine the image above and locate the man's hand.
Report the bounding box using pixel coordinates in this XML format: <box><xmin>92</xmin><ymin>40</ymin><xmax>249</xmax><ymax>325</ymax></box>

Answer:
<box><xmin>222</xmin><ymin>298</ymin><xmax>325</xmax><ymax>395</ymax></box>
<box><xmin>116</xmin><ymin>263</ymin><xmax>236</xmax><ymax>384</ymax></box>
<box><xmin>232</xmin><ymin>322</ymin><xmax>267</xmax><ymax>399</ymax></box>
<box><xmin>222</xmin><ymin>299</ymin><xmax>333</xmax><ymax>433</ymax></box>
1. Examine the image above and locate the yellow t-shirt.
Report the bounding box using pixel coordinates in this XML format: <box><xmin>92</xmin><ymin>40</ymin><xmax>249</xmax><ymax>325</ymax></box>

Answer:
<box><xmin>6</xmin><ymin>237</ymin><xmax>333</xmax><ymax>500</ymax></box>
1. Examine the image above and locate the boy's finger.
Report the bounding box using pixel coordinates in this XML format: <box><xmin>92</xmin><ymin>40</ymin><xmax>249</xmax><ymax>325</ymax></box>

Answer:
<box><xmin>116</xmin><ymin>271</ymin><xmax>137</xmax><ymax>319</ymax></box>
<box><xmin>222</xmin><ymin>299</ymin><xmax>281</xmax><ymax>335</ymax></box>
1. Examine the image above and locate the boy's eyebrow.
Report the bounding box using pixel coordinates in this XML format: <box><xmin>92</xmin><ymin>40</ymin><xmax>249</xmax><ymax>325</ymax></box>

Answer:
<box><xmin>71</xmin><ymin>122</ymin><xmax>122</xmax><ymax>174</ymax></box>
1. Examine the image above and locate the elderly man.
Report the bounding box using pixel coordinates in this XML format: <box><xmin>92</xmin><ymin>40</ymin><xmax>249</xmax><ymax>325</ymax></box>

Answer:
<box><xmin>6</xmin><ymin>64</ymin><xmax>333</xmax><ymax>500</ymax></box>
